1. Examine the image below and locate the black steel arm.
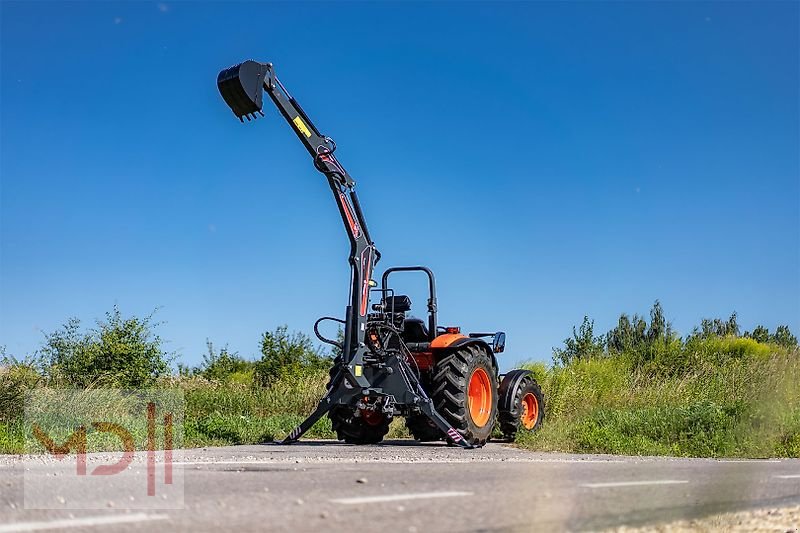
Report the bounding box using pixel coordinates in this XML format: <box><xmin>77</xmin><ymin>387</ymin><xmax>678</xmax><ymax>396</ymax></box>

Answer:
<box><xmin>218</xmin><ymin>61</ymin><xmax>378</xmax><ymax>387</ymax></box>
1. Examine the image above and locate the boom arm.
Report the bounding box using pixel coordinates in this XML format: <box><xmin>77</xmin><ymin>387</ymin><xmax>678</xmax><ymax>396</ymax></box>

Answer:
<box><xmin>217</xmin><ymin>60</ymin><xmax>378</xmax><ymax>387</ymax></box>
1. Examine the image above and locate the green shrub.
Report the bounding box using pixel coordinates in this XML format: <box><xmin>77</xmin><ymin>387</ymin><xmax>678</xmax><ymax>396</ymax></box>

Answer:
<box><xmin>39</xmin><ymin>307</ymin><xmax>171</xmax><ymax>388</ymax></box>
<box><xmin>681</xmin><ymin>335</ymin><xmax>772</xmax><ymax>367</ymax></box>
<box><xmin>192</xmin><ymin>341</ymin><xmax>255</xmax><ymax>382</ymax></box>
<box><xmin>692</xmin><ymin>313</ymin><xmax>741</xmax><ymax>339</ymax></box>
<box><xmin>520</xmin><ymin>361</ymin><xmax>548</xmax><ymax>385</ymax></box>
<box><xmin>552</xmin><ymin>316</ymin><xmax>605</xmax><ymax>366</ymax></box>
<box><xmin>253</xmin><ymin>326</ymin><xmax>331</xmax><ymax>386</ymax></box>
<box><xmin>771</xmin><ymin>325</ymin><xmax>798</xmax><ymax>348</ymax></box>
<box><xmin>0</xmin><ymin>355</ymin><xmax>41</xmax><ymax>422</ymax></box>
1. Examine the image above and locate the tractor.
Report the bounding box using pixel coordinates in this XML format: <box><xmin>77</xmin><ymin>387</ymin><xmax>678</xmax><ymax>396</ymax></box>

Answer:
<box><xmin>217</xmin><ymin>60</ymin><xmax>544</xmax><ymax>447</ymax></box>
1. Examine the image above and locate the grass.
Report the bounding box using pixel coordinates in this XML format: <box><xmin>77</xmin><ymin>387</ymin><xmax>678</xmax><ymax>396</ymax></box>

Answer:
<box><xmin>181</xmin><ymin>372</ymin><xmax>334</xmax><ymax>446</ymax></box>
<box><xmin>2</xmin><ymin>339</ymin><xmax>797</xmax><ymax>458</ymax></box>
<box><xmin>516</xmin><ymin>346</ymin><xmax>800</xmax><ymax>458</ymax></box>
<box><xmin>0</xmin><ymin>421</ymin><xmax>23</xmax><ymax>454</ymax></box>
<box><xmin>0</xmin><ymin>369</ymin><xmax>412</xmax><ymax>454</ymax></box>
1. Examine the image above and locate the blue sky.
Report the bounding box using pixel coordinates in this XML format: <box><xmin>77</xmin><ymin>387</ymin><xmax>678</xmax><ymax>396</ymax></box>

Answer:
<box><xmin>1</xmin><ymin>1</ymin><xmax>798</xmax><ymax>370</ymax></box>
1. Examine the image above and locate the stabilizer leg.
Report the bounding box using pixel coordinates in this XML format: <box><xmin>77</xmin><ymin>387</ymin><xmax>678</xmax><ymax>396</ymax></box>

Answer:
<box><xmin>281</xmin><ymin>369</ymin><xmax>348</xmax><ymax>444</ymax></box>
<box><xmin>416</xmin><ymin>399</ymin><xmax>477</xmax><ymax>449</ymax></box>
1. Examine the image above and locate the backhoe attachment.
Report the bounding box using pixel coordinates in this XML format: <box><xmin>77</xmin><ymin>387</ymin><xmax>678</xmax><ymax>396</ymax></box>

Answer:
<box><xmin>217</xmin><ymin>60</ymin><xmax>268</xmax><ymax>121</ymax></box>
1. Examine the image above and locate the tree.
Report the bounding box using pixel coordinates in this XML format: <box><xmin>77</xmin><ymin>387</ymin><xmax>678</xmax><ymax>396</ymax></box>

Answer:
<box><xmin>771</xmin><ymin>325</ymin><xmax>798</xmax><ymax>348</ymax></box>
<box><xmin>746</xmin><ymin>325</ymin><xmax>771</xmax><ymax>344</ymax></box>
<box><xmin>553</xmin><ymin>316</ymin><xmax>605</xmax><ymax>366</ymax></box>
<box><xmin>607</xmin><ymin>313</ymin><xmax>647</xmax><ymax>354</ymax></box>
<box><xmin>195</xmin><ymin>340</ymin><xmax>254</xmax><ymax>381</ymax></box>
<box><xmin>606</xmin><ymin>301</ymin><xmax>680</xmax><ymax>368</ymax></box>
<box><xmin>39</xmin><ymin>306</ymin><xmax>171</xmax><ymax>388</ymax></box>
<box><xmin>693</xmin><ymin>312</ymin><xmax>740</xmax><ymax>339</ymax></box>
<box><xmin>647</xmin><ymin>301</ymin><xmax>673</xmax><ymax>344</ymax></box>
<box><xmin>253</xmin><ymin>326</ymin><xmax>331</xmax><ymax>386</ymax></box>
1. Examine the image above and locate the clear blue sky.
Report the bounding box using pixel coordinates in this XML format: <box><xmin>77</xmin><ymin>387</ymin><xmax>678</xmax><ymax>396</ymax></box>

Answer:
<box><xmin>1</xmin><ymin>1</ymin><xmax>798</xmax><ymax>370</ymax></box>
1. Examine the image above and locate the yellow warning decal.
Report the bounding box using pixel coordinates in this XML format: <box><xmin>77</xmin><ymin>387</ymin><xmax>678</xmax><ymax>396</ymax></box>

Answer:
<box><xmin>293</xmin><ymin>116</ymin><xmax>312</xmax><ymax>138</ymax></box>
<box><xmin>354</xmin><ymin>365</ymin><xmax>363</xmax><ymax>377</ymax></box>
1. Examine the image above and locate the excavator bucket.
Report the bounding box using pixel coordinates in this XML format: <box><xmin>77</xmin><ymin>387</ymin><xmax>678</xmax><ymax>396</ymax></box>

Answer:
<box><xmin>217</xmin><ymin>60</ymin><xmax>268</xmax><ymax>122</ymax></box>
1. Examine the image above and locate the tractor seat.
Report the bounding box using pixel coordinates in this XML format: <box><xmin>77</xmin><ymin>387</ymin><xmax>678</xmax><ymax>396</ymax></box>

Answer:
<box><xmin>402</xmin><ymin>318</ymin><xmax>429</xmax><ymax>343</ymax></box>
<box><xmin>383</xmin><ymin>295</ymin><xmax>412</xmax><ymax>313</ymax></box>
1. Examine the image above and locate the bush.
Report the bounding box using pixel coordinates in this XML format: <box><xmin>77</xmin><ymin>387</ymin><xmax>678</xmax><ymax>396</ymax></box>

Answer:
<box><xmin>192</xmin><ymin>340</ymin><xmax>255</xmax><ymax>383</ymax></box>
<box><xmin>692</xmin><ymin>312</ymin><xmax>741</xmax><ymax>339</ymax></box>
<box><xmin>746</xmin><ymin>325</ymin><xmax>771</xmax><ymax>344</ymax></box>
<box><xmin>606</xmin><ymin>301</ymin><xmax>681</xmax><ymax>369</ymax></box>
<box><xmin>39</xmin><ymin>306</ymin><xmax>171</xmax><ymax>388</ymax></box>
<box><xmin>771</xmin><ymin>325</ymin><xmax>798</xmax><ymax>348</ymax></box>
<box><xmin>253</xmin><ymin>326</ymin><xmax>331</xmax><ymax>386</ymax></box>
<box><xmin>0</xmin><ymin>364</ymin><xmax>41</xmax><ymax>422</ymax></box>
<box><xmin>552</xmin><ymin>316</ymin><xmax>605</xmax><ymax>366</ymax></box>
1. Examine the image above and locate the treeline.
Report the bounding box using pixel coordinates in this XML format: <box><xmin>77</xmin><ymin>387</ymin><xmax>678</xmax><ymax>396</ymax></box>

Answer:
<box><xmin>512</xmin><ymin>302</ymin><xmax>800</xmax><ymax>458</ymax></box>
<box><xmin>0</xmin><ymin>307</ymin><xmax>332</xmax><ymax>391</ymax></box>
<box><xmin>0</xmin><ymin>307</ymin><xmax>335</xmax><ymax>432</ymax></box>
<box><xmin>553</xmin><ymin>301</ymin><xmax>797</xmax><ymax>373</ymax></box>
<box><xmin>0</xmin><ymin>308</ymin><xmax>339</xmax><ymax>452</ymax></box>
<box><xmin>2</xmin><ymin>304</ymin><xmax>798</xmax><ymax>456</ymax></box>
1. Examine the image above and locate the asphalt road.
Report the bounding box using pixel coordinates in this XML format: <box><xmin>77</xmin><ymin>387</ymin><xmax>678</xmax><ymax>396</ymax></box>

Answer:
<box><xmin>1</xmin><ymin>441</ymin><xmax>799</xmax><ymax>532</ymax></box>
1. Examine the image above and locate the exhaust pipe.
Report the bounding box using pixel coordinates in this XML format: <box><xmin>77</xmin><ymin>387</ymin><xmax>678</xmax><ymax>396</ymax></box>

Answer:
<box><xmin>217</xmin><ymin>60</ymin><xmax>269</xmax><ymax>122</ymax></box>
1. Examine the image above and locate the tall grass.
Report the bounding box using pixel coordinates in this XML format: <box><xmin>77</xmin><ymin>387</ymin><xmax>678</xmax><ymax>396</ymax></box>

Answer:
<box><xmin>517</xmin><ymin>343</ymin><xmax>799</xmax><ymax>458</ymax></box>
<box><xmin>2</xmin><ymin>328</ymin><xmax>797</xmax><ymax>457</ymax></box>
<box><xmin>179</xmin><ymin>372</ymin><xmax>335</xmax><ymax>446</ymax></box>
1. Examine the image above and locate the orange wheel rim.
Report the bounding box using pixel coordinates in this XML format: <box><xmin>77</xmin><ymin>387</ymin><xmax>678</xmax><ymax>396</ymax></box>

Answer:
<box><xmin>468</xmin><ymin>368</ymin><xmax>492</xmax><ymax>428</ymax></box>
<box><xmin>361</xmin><ymin>409</ymin><xmax>384</xmax><ymax>426</ymax></box>
<box><xmin>520</xmin><ymin>392</ymin><xmax>538</xmax><ymax>429</ymax></box>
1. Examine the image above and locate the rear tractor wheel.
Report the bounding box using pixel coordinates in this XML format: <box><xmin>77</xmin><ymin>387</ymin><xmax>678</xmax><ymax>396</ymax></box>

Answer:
<box><xmin>329</xmin><ymin>404</ymin><xmax>392</xmax><ymax>444</ymax></box>
<box><xmin>498</xmin><ymin>369</ymin><xmax>544</xmax><ymax>441</ymax></box>
<box><xmin>430</xmin><ymin>344</ymin><xmax>498</xmax><ymax>446</ymax></box>
<box><xmin>326</xmin><ymin>359</ymin><xmax>391</xmax><ymax>444</ymax></box>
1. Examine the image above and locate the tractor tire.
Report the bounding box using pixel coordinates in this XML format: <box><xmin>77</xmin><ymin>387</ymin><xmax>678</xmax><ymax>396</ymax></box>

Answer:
<box><xmin>498</xmin><ymin>369</ymin><xmax>544</xmax><ymax>440</ymax></box>
<box><xmin>329</xmin><ymin>405</ymin><xmax>392</xmax><ymax>444</ymax></box>
<box><xmin>431</xmin><ymin>344</ymin><xmax>498</xmax><ymax>446</ymax></box>
<box><xmin>326</xmin><ymin>359</ymin><xmax>391</xmax><ymax>444</ymax></box>
<box><xmin>404</xmin><ymin>413</ymin><xmax>442</xmax><ymax>442</ymax></box>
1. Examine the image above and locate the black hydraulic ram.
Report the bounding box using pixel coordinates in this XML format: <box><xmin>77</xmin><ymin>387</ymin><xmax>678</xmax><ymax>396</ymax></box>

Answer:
<box><xmin>216</xmin><ymin>60</ymin><xmax>475</xmax><ymax>448</ymax></box>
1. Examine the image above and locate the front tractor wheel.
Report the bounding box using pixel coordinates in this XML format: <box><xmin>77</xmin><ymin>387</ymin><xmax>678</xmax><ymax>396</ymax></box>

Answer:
<box><xmin>431</xmin><ymin>345</ymin><xmax>498</xmax><ymax>446</ymax></box>
<box><xmin>498</xmin><ymin>369</ymin><xmax>544</xmax><ymax>440</ymax></box>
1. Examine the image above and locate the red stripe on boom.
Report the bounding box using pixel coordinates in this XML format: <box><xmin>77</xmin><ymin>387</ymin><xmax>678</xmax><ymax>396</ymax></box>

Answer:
<box><xmin>338</xmin><ymin>192</ymin><xmax>361</xmax><ymax>238</ymax></box>
<box><xmin>360</xmin><ymin>249</ymin><xmax>372</xmax><ymax>316</ymax></box>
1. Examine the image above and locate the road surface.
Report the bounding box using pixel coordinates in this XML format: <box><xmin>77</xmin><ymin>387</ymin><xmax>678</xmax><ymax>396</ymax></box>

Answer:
<box><xmin>1</xmin><ymin>441</ymin><xmax>799</xmax><ymax>532</ymax></box>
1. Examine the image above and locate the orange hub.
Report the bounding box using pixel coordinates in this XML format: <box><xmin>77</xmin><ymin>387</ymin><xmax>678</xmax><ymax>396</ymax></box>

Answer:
<box><xmin>520</xmin><ymin>392</ymin><xmax>539</xmax><ymax>430</ymax></box>
<box><xmin>467</xmin><ymin>368</ymin><xmax>492</xmax><ymax>427</ymax></box>
<box><xmin>360</xmin><ymin>406</ymin><xmax>385</xmax><ymax>427</ymax></box>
